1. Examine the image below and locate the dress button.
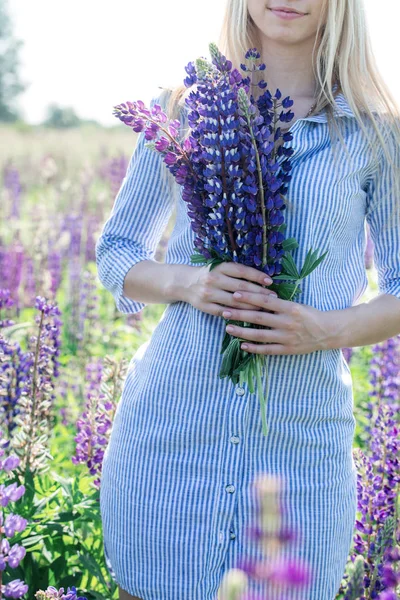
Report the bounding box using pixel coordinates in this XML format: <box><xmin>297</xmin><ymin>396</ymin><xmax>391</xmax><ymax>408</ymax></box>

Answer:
<box><xmin>230</xmin><ymin>531</ymin><xmax>236</xmax><ymax>540</ymax></box>
<box><xmin>230</xmin><ymin>435</ymin><xmax>240</xmax><ymax>444</ymax></box>
<box><xmin>225</xmin><ymin>484</ymin><xmax>235</xmax><ymax>493</ymax></box>
<box><xmin>235</xmin><ymin>386</ymin><xmax>245</xmax><ymax>396</ymax></box>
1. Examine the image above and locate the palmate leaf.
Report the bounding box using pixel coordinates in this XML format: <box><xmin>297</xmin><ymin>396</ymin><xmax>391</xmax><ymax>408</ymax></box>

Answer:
<box><xmin>299</xmin><ymin>247</ymin><xmax>329</xmax><ymax>278</ymax></box>
<box><xmin>272</xmin><ymin>273</ymin><xmax>299</xmax><ymax>282</ymax></box>
<box><xmin>280</xmin><ymin>253</ymin><xmax>300</xmax><ymax>278</ymax></box>
<box><xmin>276</xmin><ymin>282</ymin><xmax>302</xmax><ymax>300</ymax></box>
<box><xmin>190</xmin><ymin>252</ymin><xmax>208</xmax><ymax>264</ymax></box>
<box><xmin>219</xmin><ymin>337</ymin><xmax>238</xmax><ymax>378</ymax></box>
<box><xmin>281</xmin><ymin>237</ymin><xmax>299</xmax><ymax>252</ymax></box>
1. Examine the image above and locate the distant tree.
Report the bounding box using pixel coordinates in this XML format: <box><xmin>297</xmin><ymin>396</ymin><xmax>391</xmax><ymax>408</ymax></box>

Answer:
<box><xmin>0</xmin><ymin>0</ymin><xmax>27</xmax><ymax>122</ymax></box>
<box><xmin>42</xmin><ymin>104</ymin><xmax>81</xmax><ymax>128</ymax></box>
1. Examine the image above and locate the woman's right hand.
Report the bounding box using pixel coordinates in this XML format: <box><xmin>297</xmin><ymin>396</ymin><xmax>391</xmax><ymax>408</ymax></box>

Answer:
<box><xmin>183</xmin><ymin>261</ymin><xmax>277</xmax><ymax>318</ymax></box>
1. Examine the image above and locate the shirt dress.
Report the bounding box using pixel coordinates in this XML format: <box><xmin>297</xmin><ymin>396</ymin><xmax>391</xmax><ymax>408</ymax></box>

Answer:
<box><xmin>95</xmin><ymin>90</ymin><xmax>400</xmax><ymax>600</ymax></box>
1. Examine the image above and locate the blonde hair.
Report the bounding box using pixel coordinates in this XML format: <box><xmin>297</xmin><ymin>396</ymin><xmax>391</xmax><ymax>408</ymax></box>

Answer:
<box><xmin>158</xmin><ymin>0</ymin><xmax>400</xmax><ymax>227</ymax></box>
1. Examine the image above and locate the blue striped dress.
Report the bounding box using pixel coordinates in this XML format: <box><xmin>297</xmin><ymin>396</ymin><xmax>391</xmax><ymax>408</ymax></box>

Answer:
<box><xmin>96</xmin><ymin>89</ymin><xmax>400</xmax><ymax>600</ymax></box>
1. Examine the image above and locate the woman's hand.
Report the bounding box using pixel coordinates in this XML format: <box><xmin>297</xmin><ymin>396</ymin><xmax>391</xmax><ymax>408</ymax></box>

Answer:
<box><xmin>184</xmin><ymin>262</ymin><xmax>277</xmax><ymax>318</ymax></box>
<box><xmin>221</xmin><ymin>289</ymin><xmax>333</xmax><ymax>355</ymax></box>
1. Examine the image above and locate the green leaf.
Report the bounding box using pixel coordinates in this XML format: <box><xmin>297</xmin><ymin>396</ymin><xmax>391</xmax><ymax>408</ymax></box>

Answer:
<box><xmin>21</xmin><ymin>533</ymin><xmax>49</xmax><ymax>549</ymax></box>
<box><xmin>219</xmin><ymin>339</ymin><xmax>237</xmax><ymax>378</ymax></box>
<box><xmin>298</xmin><ymin>247</ymin><xmax>313</xmax><ymax>278</ymax></box>
<box><xmin>280</xmin><ymin>253</ymin><xmax>300</xmax><ymax>278</ymax></box>
<box><xmin>247</xmin><ymin>358</ymin><xmax>255</xmax><ymax>393</ymax></box>
<box><xmin>272</xmin><ymin>273</ymin><xmax>299</xmax><ymax>282</ymax></box>
<box><xmin>299</xmin><ymin>248</ymin><xmax>328</xmax><ymax>278</ymax></box>
<box><xmin>231</xmin><ymin>353</ymin><xmax>252</xmax><ymax>377</ymax></box>
<box><xmin>190</xmin><ymin>252</ymin><xmax>208</xmax><ymax>264</ymax></box>
<box><xmin>79</xmin><ymin>551</ymin><xmax>109</xmax><ymax>588</ymax></box>
<box><xmin>281</xmin><ymin>237</ymin><xmax>299</xmax><ymax>252</ymax></box>
<box><xmin>56</xmin><ymin>510</ymin><xmax>78</xmax><ymax>522</ymax></box>
<box><xmin>272</xmin><ymin>282</ymin><xmax>299</xmax><ymax>300</ymax></box>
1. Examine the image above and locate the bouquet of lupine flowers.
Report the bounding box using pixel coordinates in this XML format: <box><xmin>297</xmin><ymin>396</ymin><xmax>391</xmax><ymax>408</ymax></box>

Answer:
<box><xmin>113</xmin><ymin>43</ymin><xmax>327</xmax><ymax>436</ymax></box>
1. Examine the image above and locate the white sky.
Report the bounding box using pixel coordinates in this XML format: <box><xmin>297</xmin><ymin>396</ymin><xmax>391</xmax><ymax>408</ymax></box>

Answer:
<box><xmin>9</xmin><ymin>0</ymin><xmax>400</xmax><ymax>126</ymax></box>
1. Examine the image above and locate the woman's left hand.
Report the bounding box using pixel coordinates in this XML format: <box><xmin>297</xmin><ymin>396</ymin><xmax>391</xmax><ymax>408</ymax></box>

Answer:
<box><xmin>221</xmin><ymin>289</ymin><xmax>333</xmax><ymax>355</ymax></box>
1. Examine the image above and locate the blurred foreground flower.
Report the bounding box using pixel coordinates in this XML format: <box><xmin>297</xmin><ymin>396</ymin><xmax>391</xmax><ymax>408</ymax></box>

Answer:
<box><xmin>217</xmin><ymin>473</ymin><xmax>313</xmax><ymax>599</ymax></box>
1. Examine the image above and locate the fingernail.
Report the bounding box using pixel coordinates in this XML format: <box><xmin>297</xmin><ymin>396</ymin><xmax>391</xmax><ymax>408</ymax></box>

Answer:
<box><xmin>234</xmin><ymin>292</ymin><xmax>242</xmax><ymax>298</ymax></box>
<box><xmin>222</xmin><ymin>311</ymin><xmax>232</xmax><ymax>318</ymax></box>
<box><xmin>264</xmin><ymin>277</ymin><xmax>272</xmax><ymax>283</ymax></box>
<box><xmin>270</xmin><ymin>293</ymin><xmax>278</xmax><ymax>298</ymax></box>
<box><xmin>226</xmin><ymin>325</ymin><xmax>234</xmax><ymax>332</ymax></box>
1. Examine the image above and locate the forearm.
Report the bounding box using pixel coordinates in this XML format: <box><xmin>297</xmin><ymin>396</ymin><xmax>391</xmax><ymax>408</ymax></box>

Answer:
<box><xmin>123</xmin><ymin>259</ymin><xmax>196</xmax><ymax>306</ymax></box>
<box><xmin>325</xmin><ymin>293</ymin><xmax>400</xmax><ymax>349</ymax></box>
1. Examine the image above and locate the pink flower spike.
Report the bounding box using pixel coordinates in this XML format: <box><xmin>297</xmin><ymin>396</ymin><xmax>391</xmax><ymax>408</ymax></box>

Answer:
<box><xmin>155</xmin><ymin>137</ymin><xmax>170</xmax><ymax>152</ymax></box>
<box><xmin>168</xmin><ymin>124</ymin><xmax>178</xmax><ymax>137</ymax></box>
<box><xmin>164</xmin><ymin>152</ymin><xmax>178</xmax><ymax>166</ymax></box>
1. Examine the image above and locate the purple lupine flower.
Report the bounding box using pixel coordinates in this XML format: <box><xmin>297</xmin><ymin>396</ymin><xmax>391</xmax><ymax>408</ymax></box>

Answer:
<box><xmin>0</xmin><ymin>239</ymin><xmax>25</xmax><ymax>310</ymax></box>
<box><xmin>3</xmin><ymin>162</ymin><xmax>22</xmax><ymax>220</ymax></box>
<box><xmin>0</xmin><ymin>482</ymin><xmax>26</xmax><ymax>506</ymax></box>
<box><xmin>2</xmin><ymin>578</ymin><xmax>29</xmax><ymax>598</ymax></box>
<box><xmin>23</xmin><ymin>255</ymin><xmax>36</xmax><ymax>305</ymax></box>
<box><xmin>35</xmin><ymin>586</ymin><xmax>88</xmax><ymax>600</ymax></box>
<box><xmin>84</xmin><ymin>215</ymin><xmax>101</xmax><ymax>264</ymax></box>
<box><xmin>0</xmin><ymin>429</ymin><xmax>28</xmax><ymax>597</ymax></box>
<box><xmin>0</xmin><ymin>333</ymin><xmax>33</xmax><ymax>439</ymax></box>
<box><xmin>346</xmin><ymin>334</ymin><xmax>400</xmax><ymax>598</ymax></box>
<box><xmin>76</xmin><ymin>270</ymin><xmax>100</xmax><ymax>355</ymax></box>
<box><xmin>72</xmin><ymin>356</ymin><xmax>127</xmax><ymax>487</ymax></box>
<box><xmin>107</xmin><ymin>153</ymin><xmax>130</xmax><ymax>199</ymax></box>
<box><xmin>342</xmin><ymin>347</ymin><xmax>353</xmax><ymax>364</ymax></box>
<box><xmin>72</xmin><ymin>358</ymin><xmax>110</xmax><ymax>488</ymax></box>
<box><xmin>3</xmin><ymin>513</ymin><xmax>28</xmax><ymax>538</ymax></box>
<box><xmin>0</xmin><ymin>290</ymin><xmax>15</xmax><ymax>329</ymax></box>
<box><xmin>47</xmin><ymin>248</ymin><xmax>63</xmax><ymax>298</ymax></box>
<box><xmin>11</xmin><ymin>297</ymin><xmax>62</xmax><ymax>474</ymax></box>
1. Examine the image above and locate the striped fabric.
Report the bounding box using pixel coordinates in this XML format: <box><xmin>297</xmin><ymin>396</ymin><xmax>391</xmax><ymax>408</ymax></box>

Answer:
<box><xmin>96</xmin><ymin>91</ymin><xmax>400</xmax><ymax>600</ymax></box>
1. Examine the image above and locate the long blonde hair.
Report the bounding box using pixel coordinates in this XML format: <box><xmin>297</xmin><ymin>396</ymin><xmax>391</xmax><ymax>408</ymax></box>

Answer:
<box><xmin>158</xmin><ymin>0</ymin><xmax>400</xmax><ymax>226</ymax></box>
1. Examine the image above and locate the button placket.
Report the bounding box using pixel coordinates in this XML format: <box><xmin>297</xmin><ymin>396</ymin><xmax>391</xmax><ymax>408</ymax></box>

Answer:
<box><xmin>211</xmin><ymin>382</ymin><xmax>248</xmax><ymax>575</ymax></box>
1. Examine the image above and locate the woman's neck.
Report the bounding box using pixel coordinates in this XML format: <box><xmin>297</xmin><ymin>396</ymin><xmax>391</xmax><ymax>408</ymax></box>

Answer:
<box><xmin>259</xmin><ymin>38</ymin><xmax>317</xmax><ymax>100</ymax></box>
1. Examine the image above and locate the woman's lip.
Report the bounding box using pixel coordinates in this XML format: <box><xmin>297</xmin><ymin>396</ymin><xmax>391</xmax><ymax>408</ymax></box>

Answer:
<box><xmin>268</xmin><ymin>7</ymin><xmax>307</xmax><ymax>19</ymax></box>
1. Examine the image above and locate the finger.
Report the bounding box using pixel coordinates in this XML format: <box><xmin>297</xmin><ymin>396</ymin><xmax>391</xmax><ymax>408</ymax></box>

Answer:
<box><xmin>240</xmin><ymin>342</ymin><xmax>287</xmax><ymax>355</ymax></box>
<box><xmin>225</xmin><ymin>323</ymin><xmax>286</xmax><ymax>344</ymax></box>
<box><xmin>209</xmin><ymin>290</ymin><xmax>264</xmax><ymax>312</ymax></box>
<box><xmin>218</xmin><ymin>273</ymin><xmax>275</xmax><ymax>296</ymax></box>
<box><xmin>219</xmin><ymin>262</ymin><xmax>273</xmax><ymax>287</ymax></box>
<box><xmin>232</xmin><ymin>290</ymin><xmax>298</xmax><ymax>314</ymax></box>
<box><xmin>221</xmin><ymin>307</ymin><xmax>282</xmax><ymax>327</ymax></box>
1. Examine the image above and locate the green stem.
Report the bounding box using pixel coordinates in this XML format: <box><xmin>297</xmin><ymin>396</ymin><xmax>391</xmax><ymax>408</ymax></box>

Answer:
<box><xmin>288</xmin><ymin>280</ymin><xmax>301</xmax><ymax>301</ymax></box>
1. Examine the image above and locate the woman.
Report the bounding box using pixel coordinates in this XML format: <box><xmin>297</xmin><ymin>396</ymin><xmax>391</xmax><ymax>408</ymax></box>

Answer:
<box><xmin>96</xmin><ymin>0</ymin><xmax>400</xmax><ymax>599</ymax></box>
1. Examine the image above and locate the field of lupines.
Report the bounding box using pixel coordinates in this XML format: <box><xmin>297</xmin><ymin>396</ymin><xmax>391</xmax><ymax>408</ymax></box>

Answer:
<box><xmin>0</xmin><ymin>122</ymin><xmax>399</xmax><ymax>600</ymax></box>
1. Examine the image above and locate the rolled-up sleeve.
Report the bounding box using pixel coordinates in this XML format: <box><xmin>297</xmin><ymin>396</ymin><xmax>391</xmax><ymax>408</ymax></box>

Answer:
<box><xmin>365</xmin><ymin>125</ymin><xmax>400</xmax><ymax>301</ymax></box>
<box><xmin>95</xmin><ymin>93</ymin><xmax>176</xmax><ymax>314</ymax></box>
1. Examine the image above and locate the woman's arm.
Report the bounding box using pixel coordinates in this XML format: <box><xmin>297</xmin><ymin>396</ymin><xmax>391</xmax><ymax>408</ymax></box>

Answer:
<box><xmin>122</xmin><ymin>259</ymin><xmax>197</xmax><ymax>306</ymax></box>
<box><xmin>324</xmin><ymin>293</ymin><xmax>400</xmax><ymax>349</ymax></box>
